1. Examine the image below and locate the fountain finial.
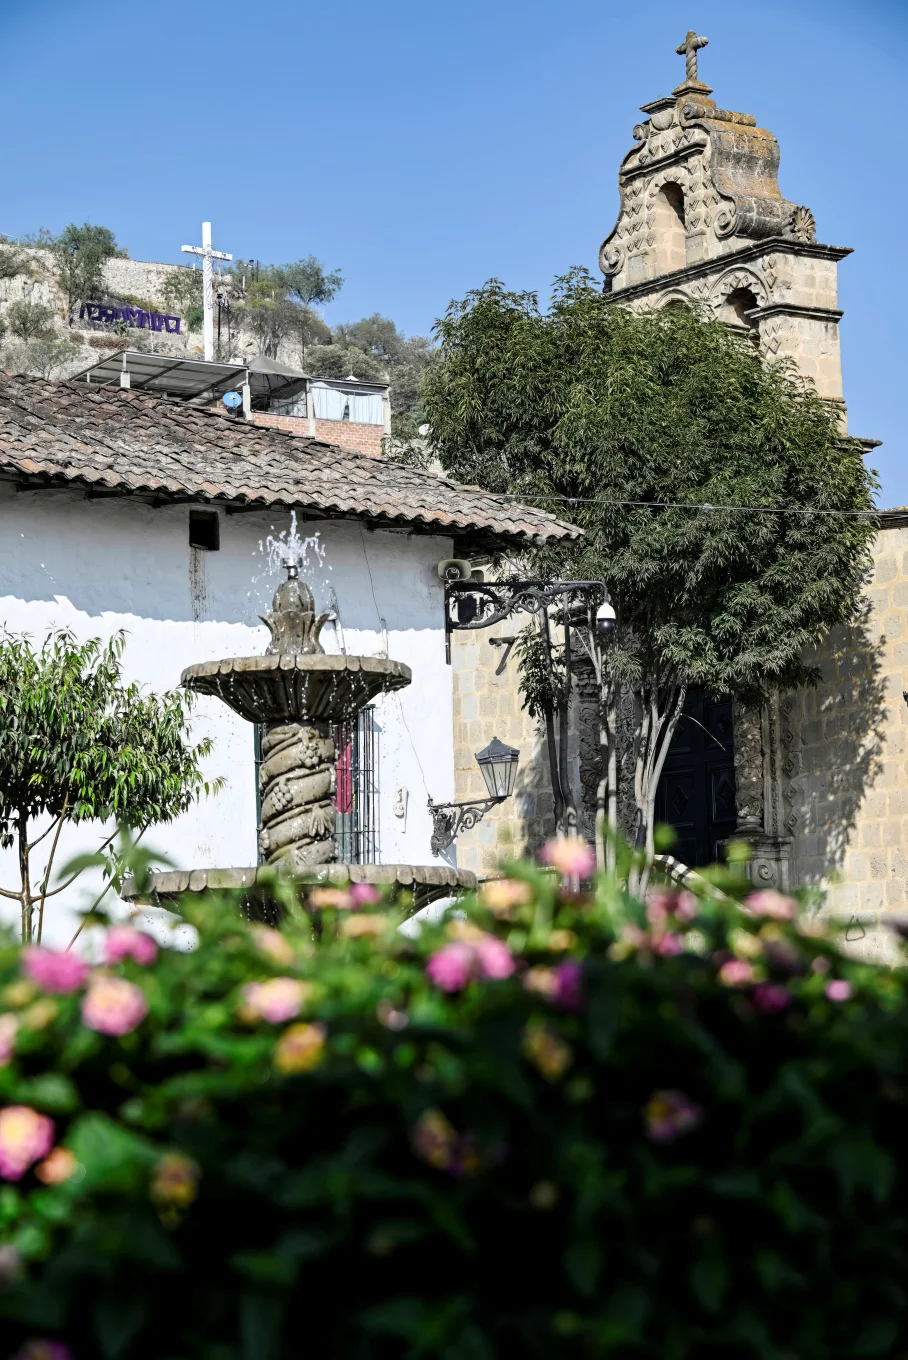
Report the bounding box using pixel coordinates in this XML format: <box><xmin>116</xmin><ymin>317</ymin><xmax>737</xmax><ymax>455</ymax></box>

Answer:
<box><xmin>260</xmin><ymin>562</ymin><xmax>330</xmax><ymax>655</ymax></box>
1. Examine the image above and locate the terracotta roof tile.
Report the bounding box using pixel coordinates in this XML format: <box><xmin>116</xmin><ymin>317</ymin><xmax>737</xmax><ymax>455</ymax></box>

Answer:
<box><xmin>0</xmin><ymin>372</ymin><xmax>579</xmax><ymax>550</ymax></box>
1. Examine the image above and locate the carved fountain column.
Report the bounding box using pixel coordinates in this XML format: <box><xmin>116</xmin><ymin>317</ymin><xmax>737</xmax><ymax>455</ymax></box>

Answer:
<box><xmin>182</xmin><ymin>563</ymin><xmax>411</xmax><ymax>874</ymax></box>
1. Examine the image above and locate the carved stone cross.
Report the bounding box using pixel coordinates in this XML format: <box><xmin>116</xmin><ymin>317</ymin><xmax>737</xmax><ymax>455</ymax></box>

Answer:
<box><xmin>676</xmin><ymin>30</ymin><xmax>708</xmax><ymax>83</ymax></box>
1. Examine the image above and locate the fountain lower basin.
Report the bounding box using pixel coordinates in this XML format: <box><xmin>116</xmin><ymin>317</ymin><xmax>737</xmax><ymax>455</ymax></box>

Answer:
<box><xmin>123</xmin><ymin>861</ymin><xmax>477</xmax><ymax>922</ymax></box>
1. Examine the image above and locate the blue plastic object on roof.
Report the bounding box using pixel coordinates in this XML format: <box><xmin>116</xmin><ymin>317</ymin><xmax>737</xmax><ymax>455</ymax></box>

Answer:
<box><xmin>222</xmin><ymin>390</ymin><xmax>243</xmax><ymax>410</ymax></box>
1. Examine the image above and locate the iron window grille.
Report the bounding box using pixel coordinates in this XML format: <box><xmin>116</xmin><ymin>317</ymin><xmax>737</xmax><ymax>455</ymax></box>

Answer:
<box><xmin>333</xmin><ymin>706</ymin><xmax>380</xmax><ymax>864</ymax></box>
<box><xmin>253</xmin><ymin>707</ymin><xmax>380</xmax><ymax>866</ymax></box>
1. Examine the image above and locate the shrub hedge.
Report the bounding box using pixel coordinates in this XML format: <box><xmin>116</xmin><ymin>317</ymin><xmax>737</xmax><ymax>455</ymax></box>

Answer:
<box><xmin>0</xmin><ymin>861</ymin><xmax>907</xmax><ymax>1360</ymax></box>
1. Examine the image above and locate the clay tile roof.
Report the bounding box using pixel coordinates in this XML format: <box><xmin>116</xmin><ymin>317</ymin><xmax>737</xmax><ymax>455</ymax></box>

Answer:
<box><xmin>0</xmin><ymin>372</ymin><xmax>579</xmax><ymax>551</ymax></box>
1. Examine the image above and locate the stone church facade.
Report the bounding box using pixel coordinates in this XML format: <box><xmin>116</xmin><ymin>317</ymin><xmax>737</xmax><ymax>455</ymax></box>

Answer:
<box><xmin>452</xmin><ymin>36</ymin><xmax>908</xmax><ymax>938</ymax></box>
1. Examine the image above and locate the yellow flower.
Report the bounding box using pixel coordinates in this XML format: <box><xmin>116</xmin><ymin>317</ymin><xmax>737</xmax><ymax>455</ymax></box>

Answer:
<box><xmin>480</xmin><ymin>878</ymin><xmax>534</xmax><ymax>916</ymax></box>
<box><xmin>729</xmin><ymin>928</ymin><xmax>763</xmax><ymax>959</ymax></box>
<box><xmin>308</xmin><ymin>887</ymin><xmax>352</xmax><ymax>909</ymax></box>
<box><xmin>340</xmin><ymin>914</ymin><xmax>387</xmax><ymax>939</ymax></box>
<box><xmin>35</xmin><ymin>1146</ymin><xmax>79</xmax><ymax>1185</ymax></box>
<box><xmin>524</xmin><ymin>1022</ymin><xmax>573</xmax><ymax>1082</ymax></box>
<box><xmin>151</xmin><ymin>1153</ymin><xmax>200</xmax><ymax>1209</ymax></box>
<box><xmin>275</xmin><ymin>1021</ymin><xmax>327</xmax><ymax>1074</ymax></box>
<box><xmin>524</xmin><ymin>967</ymin><xmax>559</xmax><ymax>999</ymax></box>
<box><xmin>411</xmin><ymin>1109</ymin><xmax>456</xmax><ymax>1169</ymax></box>
<box><xmin>445</xmin><ymin>920</ymin><xmax>487</xmax><ymax>944</ymax></box>
<box><xmin>21</xmin><ymin>999</ymin><xmax>58</xmax><ymax>1031</ymax></box>
<box><xmin>548</xmin><ymin>929</ymin><xmax>577</xmax><ymax>952</ymax></box>
<box><xmin>2</xmin><ymin>980</ymin><xmax>36</xmax><ymax>1009</ymax></box>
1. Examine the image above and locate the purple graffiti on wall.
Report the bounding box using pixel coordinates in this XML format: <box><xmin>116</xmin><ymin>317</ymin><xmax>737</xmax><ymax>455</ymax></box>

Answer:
<box><xmin>79</xmin><ymin>303</ymin><xmax>181</xmax><ymax>334</ymax></box>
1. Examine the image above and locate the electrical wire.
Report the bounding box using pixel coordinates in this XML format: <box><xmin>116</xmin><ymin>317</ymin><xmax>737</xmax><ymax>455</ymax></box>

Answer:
<box><xmin>488</xmin><ymin>494</ymin><xmax>885</xmax><ymax>518</ymax></box>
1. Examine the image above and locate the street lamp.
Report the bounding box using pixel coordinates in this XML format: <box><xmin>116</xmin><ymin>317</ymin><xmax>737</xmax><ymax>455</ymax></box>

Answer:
<box><xmin>475</xmin><ymin>735</ymin><xmax>520</xmax><ymax>800</ymax></box>
<box><xmin>429</xmin><ymin>737</ymin><xmax>521</xmax><ymax>856</ymax></box>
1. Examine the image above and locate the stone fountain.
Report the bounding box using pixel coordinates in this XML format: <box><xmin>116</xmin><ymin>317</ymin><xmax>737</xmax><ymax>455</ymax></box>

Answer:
<box><xmin>126</xmin><ymin>555</ymin><xmax>476</xmax><ymax>917</ymax></box>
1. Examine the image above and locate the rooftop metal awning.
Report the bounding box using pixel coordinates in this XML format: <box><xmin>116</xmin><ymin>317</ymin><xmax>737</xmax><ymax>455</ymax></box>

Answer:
<box><xmin>71</xmin><ymin>351</ymin><xmax>250</xmax><ymax>399</ymax></box>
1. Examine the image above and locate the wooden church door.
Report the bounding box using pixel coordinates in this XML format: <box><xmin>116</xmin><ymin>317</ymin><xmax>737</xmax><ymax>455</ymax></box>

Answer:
<box><xmin>655</xmin><ymin>690</ymin><xmax>737</xmax><ymax>867</ymax></box>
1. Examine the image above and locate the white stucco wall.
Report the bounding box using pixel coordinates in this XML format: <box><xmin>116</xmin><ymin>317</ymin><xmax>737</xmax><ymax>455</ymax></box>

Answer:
<box><xmin>0</xmin><ymin>482</ymin><xmax>455</xmax><ymax>943</ymax></box>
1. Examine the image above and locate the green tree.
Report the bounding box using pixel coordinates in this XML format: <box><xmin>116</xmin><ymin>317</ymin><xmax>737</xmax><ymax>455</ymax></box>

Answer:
<box><xmin>6</xmin><ymin>300</ymin><xmax>55</xmax><ymax>340</ymax></box>
<box><xmin>313</xmin><ymin>314</ymin><xmax>435</xmax><ymax>454</ymax></box>
<box><xmin>51</xmin><ymin>223</ymin><xmax>125</xmax><ymax>317</ymax></box>
<box><xmin>270</xmin><ymin>255</ymin><xmax>344</xmax><ymax>308</ymax></box>
<box><xmin>301</xmin><ymin>339</ymin><xmax>386</xmax><ymax>382</ymax></box>
<box><xmin>0</xmin><ymin>243</ymin><xmax>27</xmax><ymax>280</ymax></box>
<box><xmin>228</xmin><ymin>257</ymin><xmax>343</xmax><ymax>360</ymax></box>
<box><xmin>423</xmin><ymin>271</ymin><xmax>877</xmax><ymax>883</ymax></box>
<box><xmin>160</xmin><ymin>267</ymin><xmax>202</xmax><ymax>314</ymax></box>
<box><xmin>0</xmin><ymin>630</ymin><xmax>219</xmax><ymax>943</ymax></box>
<box><xmin>1</xmin><ymin>337</ymin><xmax>82</xmax><ymax>379</ymax></box>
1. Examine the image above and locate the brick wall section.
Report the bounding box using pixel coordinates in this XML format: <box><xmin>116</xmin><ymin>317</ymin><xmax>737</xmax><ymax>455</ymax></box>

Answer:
<box><xmin>784</xmin><ymin>523</ymin><xmax>908</xmax><ymax>913</ymax></box>
<box><xmin>250</xmin><ymin>412</ymin><xmax>385</xmax><ymax>457</ymax></box>
<box><xmin>452</xmin><ymin>619</ymin><xmax>555</xmax><ymax>875</ymax></box>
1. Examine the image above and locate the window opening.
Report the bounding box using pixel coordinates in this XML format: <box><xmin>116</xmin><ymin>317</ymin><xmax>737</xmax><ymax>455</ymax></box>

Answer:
<box><xmin>332</xmin><ymin>706</ymin><xmax>380</xmax><ymax>864</ymax></box>
<box><xmin>724</xmin><ymin>286</ymin><xmax>760</xmax><ymax>329</ymax></box>
<box><xmin>189</xmin><ymin>509</ymin><xmax>220</xmax><ymax>551</ymax></box>
<box><xmin>652</xmin><ymin>181</ymin><xmax>687</xmax><ymax>274</ymax></box>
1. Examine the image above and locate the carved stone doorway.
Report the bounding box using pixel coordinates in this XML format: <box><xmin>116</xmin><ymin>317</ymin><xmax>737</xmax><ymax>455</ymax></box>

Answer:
<box><xmin>655</xmin><ymin>690</ymin><xmax>737</xmax><ymax>866</ymax></box>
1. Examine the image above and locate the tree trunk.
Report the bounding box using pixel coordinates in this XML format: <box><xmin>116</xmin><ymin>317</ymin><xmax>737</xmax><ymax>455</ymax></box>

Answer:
<box><xmin>17</xmin><ymin>810</ymin><xmax>31</xmax><ymax>944</ymax></box>
<box><xmin>631</xmin><ymin>683</ymin><xmax>687</xmax><ymax>898</ymax></box>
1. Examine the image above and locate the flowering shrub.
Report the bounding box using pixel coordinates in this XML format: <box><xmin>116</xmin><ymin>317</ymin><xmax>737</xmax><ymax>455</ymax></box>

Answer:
<box><xmin>0</xmin><ymin>862</ymin><xmax>907</xmax><ymax>1358</ymax></box>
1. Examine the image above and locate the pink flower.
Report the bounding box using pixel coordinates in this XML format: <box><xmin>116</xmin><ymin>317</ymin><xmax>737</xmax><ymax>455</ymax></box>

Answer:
<box><xmin>655</xmin><ymin>931</ymin><xmax>683</xmax><ymax>957</ymax></box>
<box><xmin>643</xmin><ymin>1089</ymin><xmax>701</xmax><ymax>1143</ymax></box>
<box><xmin>540</xmin><ymin>836</ymin><xmax>596</xmax><ymax>879</ymax></box>
<box><xmin>0</xmin><ymin>1105</ymin><xmax>54</xmax><ymax>1181</ymax></box>
<box><xmin>0</xmin><ymin>1244</ymin><xmax>21</xmax><ymax>1281</ymax></box>
<box><xmin>81</xmin><ymin>977</ymin><xmax>148</xmax><ymax>1036</ymax></box>
<box><xmin>554</xmin><ymin>960</ymin><xmax>583</xmax><ymax>1010</ymax></box>
<box><xmin>752</xmin><ymin>982</ymin><xmax>791</xmax><ymax>1014</ymax></box>
<box><xmin>0</xmin><ymin>1013</ymin><xmax>18</xmax><ymax>1066</ymax></box>
<box><xmin>675</xmin><ymin>891</ymin><xmax>699</xmax><ymax>922</ymax></box>
<box><xmin>105</xmin><ymin>926</ymin><xmax>158</xmax><ymax>967</ymax></box>
<box><xmin>826</xmin><ymin>979</ymin><xmax>853</xmax><ymax>1003</ymax></box>
<box><xmin>718</xmin><ymin>959</ymin><xmax>754</xmax><ymax>987</ymax></box>
<box><xmin>350</xmin><ymin>883</ymin><xmax>381</xmax><ymax>907</ymax></box>
<box><xmin>646</xmin><ymin>889</ymin><xmax>677</xmax><ymax>927</ymax></box>
<box><xmin>744</xmin><ymin>890</ymin><xmax>798</xmax><ymax>921</ymax></box>
<box><xmin>21</xmin><ymin>947</ymin><xmax>88</xmax><ymax>995</ymax></box>
<box><xmin>251</xmin><ymin>925</ymin><xmax>295</xmax><ymax>966</ymax></box>
<box><xmin>12</xmin><ymin>1342</ymin><xmax>74</xmax><ymax>1360</ymax></box>
<box><xmin>242</xmin><ymin>978</ymin><xmax>308</xmax><ymax>1023</ymax></box>
<box><xmin>426</xmin><ymin>942</ymin><xmax>475</xmax><ymax>992</ymax></box>
<box><xmin>473</xmin><ymin>935</ymin><xmax>516</xmax><ymax>980</ymax></box>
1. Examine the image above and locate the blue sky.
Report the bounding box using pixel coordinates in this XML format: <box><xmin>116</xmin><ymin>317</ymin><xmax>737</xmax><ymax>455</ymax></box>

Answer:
<box><xmin>2</xmin><ymin>0</ymin><xmax>905</xmax><ymax>501</ymax></box>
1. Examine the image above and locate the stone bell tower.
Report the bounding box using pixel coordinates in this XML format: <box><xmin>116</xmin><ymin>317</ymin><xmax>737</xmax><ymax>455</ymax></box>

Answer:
<box><xmin>600</xmin><ymin>32</ymin><xmax>850</xmax><ymax>417</ymax></box>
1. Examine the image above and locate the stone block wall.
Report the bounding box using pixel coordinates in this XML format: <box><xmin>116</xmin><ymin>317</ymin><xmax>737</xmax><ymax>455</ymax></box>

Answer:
<box><xmin>451</xmin><ymin>618</ymin><xmax>555</xmax><ymax>875</ymax></box>
<box><xmin>784</xmin><ymin>520</ymin><xmax>908</xmax><ymax>913</ymax></box>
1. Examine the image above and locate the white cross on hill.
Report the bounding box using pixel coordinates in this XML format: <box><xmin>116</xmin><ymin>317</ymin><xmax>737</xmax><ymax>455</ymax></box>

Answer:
<box><xmin>182</xmin><ymin>222</ymin><xmax>232</xmax><ymax>362</ymax></box>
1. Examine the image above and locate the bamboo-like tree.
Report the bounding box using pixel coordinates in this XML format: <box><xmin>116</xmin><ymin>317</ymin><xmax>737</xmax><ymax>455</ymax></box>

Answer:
<box><xmin>423</xmin><ymin>271</ymin><xmax>877</xmax><ymax>886</ymax></box>
<box><xmin>0</xmin><ymin>630</ymin><xmax>219</xmax><ymax>943</ymax></box>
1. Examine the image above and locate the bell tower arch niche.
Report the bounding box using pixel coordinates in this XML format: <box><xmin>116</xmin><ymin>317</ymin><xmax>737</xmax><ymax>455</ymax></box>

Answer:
<box><xmin>724</xmin><ymin>286</ymin><xmax>759</xmax><ymax>329</ymax></box>
<box><xmin>652</xmin><ymin>181</ymin><xmax>687</xmax><ymax>275</ymax></box>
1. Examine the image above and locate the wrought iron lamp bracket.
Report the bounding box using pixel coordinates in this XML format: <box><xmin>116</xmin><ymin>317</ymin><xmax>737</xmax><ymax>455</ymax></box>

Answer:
<box><xmin>443</xmin><ymin>577</ymin><xmax>607</xmax><ymax>662</ymax></box>
<box><xmin>427</xmin><ymin>795</ymin><xmax>506</xmax><ymax>857</ymax></box>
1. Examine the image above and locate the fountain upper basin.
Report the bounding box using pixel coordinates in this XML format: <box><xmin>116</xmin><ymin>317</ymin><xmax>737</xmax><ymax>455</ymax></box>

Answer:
<box><xmin>182</xmin><ymin>653</ymin><xmax>411</xmax><ymax>725</ymax></box>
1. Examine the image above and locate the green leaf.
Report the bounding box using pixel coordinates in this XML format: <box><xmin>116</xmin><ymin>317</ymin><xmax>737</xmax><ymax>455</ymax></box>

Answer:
<box><xmin>67</xmin><ymin>1112</ymin><xmax>157</xmax><ymax>1192</ymax></box>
